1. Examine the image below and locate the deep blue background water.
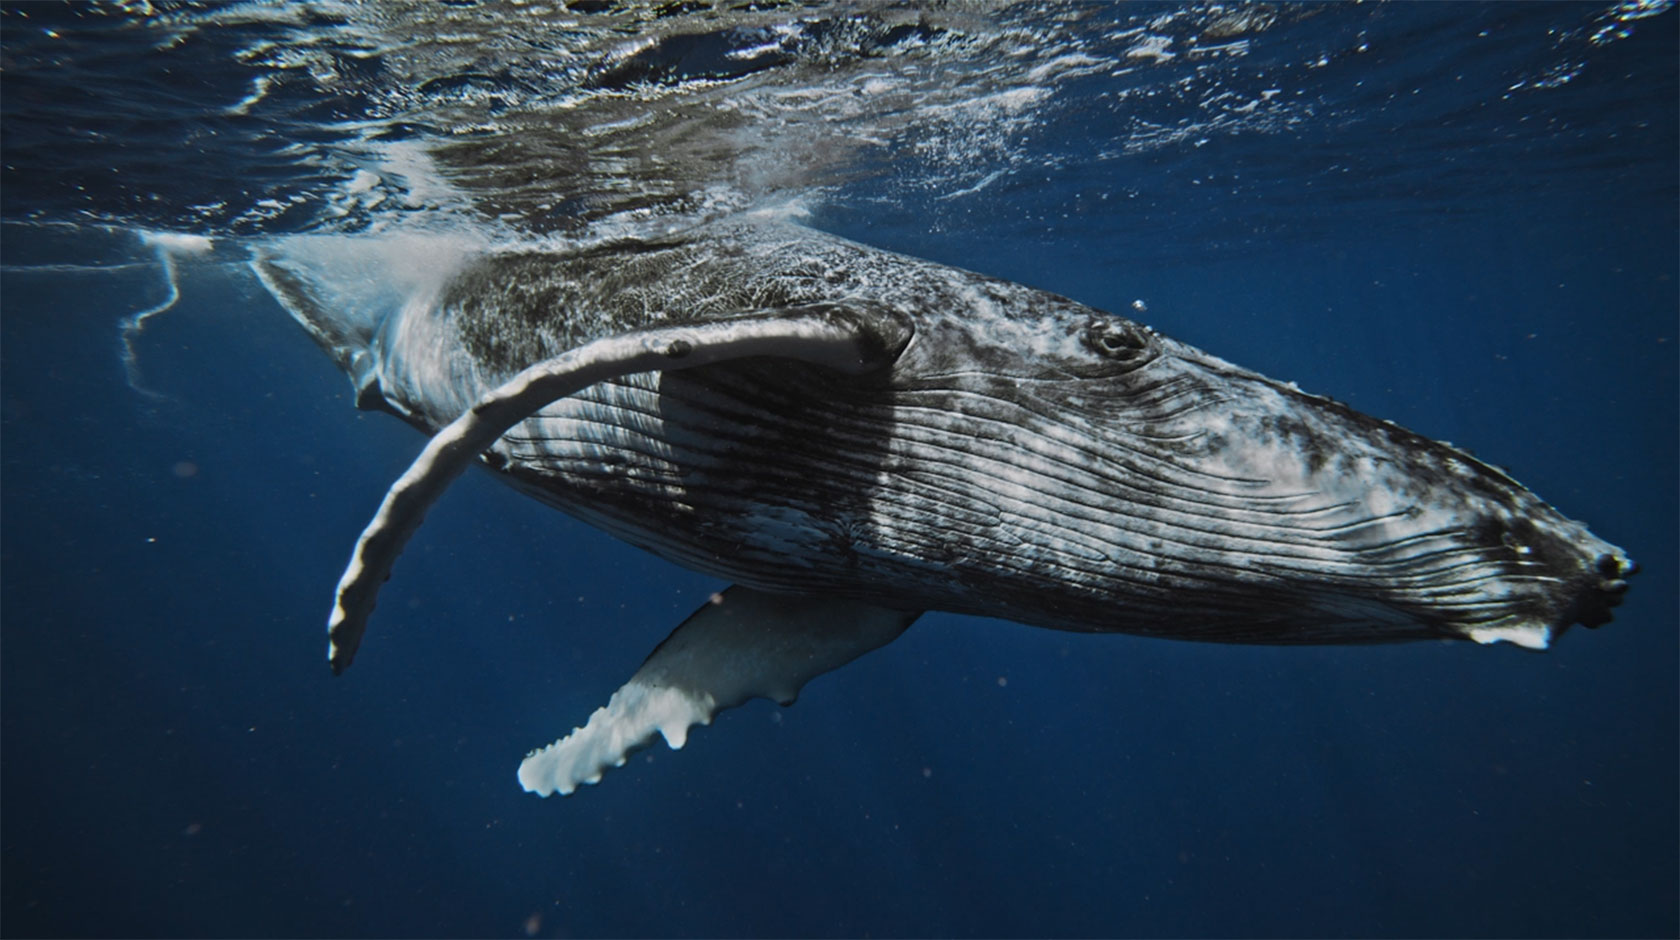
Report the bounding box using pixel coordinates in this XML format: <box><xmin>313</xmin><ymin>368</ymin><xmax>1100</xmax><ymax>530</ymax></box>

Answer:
<box><xmin>3</xmin><ymin>4</ymin><xmax>1677</xmax><ymax>938</ymax></box>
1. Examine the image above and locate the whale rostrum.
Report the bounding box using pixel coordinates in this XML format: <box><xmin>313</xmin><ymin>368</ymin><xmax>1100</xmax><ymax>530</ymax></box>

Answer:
<box><xmin>255</xmin><ymin>219</ymin><xmax>1635</xmax><ymax>797</ymax></box>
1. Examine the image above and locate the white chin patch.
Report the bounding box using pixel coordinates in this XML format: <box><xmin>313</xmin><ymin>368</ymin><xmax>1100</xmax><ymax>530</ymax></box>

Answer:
<box><xmin>1465</xmin><ymin>622</ymin><xmax>1553</xmax><ymax>650</ymax></box>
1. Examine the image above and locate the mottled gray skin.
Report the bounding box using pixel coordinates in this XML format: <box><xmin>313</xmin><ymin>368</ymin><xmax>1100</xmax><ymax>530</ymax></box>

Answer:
<box><xmin>262</xmin><ymin>218</ymin><xmax>1633</xmax><ymax>648</ymax></box>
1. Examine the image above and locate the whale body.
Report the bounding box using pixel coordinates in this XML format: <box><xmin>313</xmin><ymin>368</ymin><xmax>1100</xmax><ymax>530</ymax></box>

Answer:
<box><xmin>255</xmin><ymin>218</ymin><xmax>1635</xmax><ymax>796</ymax></box>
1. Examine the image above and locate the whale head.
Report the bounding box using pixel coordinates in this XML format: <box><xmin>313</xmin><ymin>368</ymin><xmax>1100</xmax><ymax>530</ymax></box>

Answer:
<box><xmin>872</xmin><ymin>285</ymin><xmax>1635</xmax><ymax>649</ymax></box>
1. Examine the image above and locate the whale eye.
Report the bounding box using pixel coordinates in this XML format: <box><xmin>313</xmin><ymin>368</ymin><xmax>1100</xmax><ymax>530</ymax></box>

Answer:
<box><xmin>1083</xmin><ymin>319</ymin><xmax>1155</xmax><ymax>366</ymax></box>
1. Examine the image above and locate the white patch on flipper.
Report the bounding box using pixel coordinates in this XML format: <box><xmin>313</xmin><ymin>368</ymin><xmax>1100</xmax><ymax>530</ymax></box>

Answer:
<box><xmin>518</xmin><ymin>680</ymin><xmax>714</xmax><ymax>796</ymax></box>
<box><xmin>518</xmin><ymin>586</ymin><xmax>920</xmax><ymax>797</ymax></box>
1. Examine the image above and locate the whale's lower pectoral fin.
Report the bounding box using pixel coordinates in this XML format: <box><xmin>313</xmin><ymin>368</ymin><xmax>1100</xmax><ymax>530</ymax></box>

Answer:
<box><xmin>326</xmin><ymin>303</ymin><xmax>911</xmax><ymax>674</ymax></box>
<box><xmin>518</xmin><ymin>586</ymin><xmax>921</xmax><ymax>797</ymax></box>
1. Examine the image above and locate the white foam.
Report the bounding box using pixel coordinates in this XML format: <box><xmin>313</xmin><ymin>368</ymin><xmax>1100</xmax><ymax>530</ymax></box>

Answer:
<box><xmin>259</xmin><ymin>231</ymin><xmax>482</xmax><ymax>341</ymax></box>
<box><xmin>140</xmin><ymin>231</ymin><xmax>214</xmax><ymax>255</ymax></box>
<box><xmin>224</xmin><ymin>74</ymin><xmax>273</xmax><ymax>116</ymax></box>
<box><xmin>376</xmin><ymin>139</ymin><xmax>464</xmax><ymax>211</ymax></box>
<box><xmin>1126</xmin><ymin>34</ymin><xmax>1176</xmax><ymax>63</ymax></box>
<box><xmin>121</xmin><ymin>230</ymin><xmax>216</xmax><ymax>397</ymax></box>
<box><xmin>345</xmin><ymin>169</ymin><xmax>381</xmax><ymax>194</ymax></box>
<box><xmin>936</xmin><ymin>168</ymin><xmax>1008</xmax><ymax>201</ymax></box>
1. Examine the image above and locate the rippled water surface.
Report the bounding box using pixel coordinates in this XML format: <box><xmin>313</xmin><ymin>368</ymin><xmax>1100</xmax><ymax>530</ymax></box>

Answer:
<box><xmin>2</xmin><ymin>2</ymin><xmax>1676</xmax><ymax>937</ymax></box>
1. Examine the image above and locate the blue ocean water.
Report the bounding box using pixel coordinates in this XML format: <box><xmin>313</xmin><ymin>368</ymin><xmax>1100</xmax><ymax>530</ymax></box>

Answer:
<box><xmin>1</xmin><ymin>2</ymin><xmax>1675</xmax><ymax>937</ymax></box>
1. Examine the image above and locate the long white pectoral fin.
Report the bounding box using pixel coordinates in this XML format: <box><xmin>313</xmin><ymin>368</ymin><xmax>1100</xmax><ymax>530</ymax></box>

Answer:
<box><xmin>326</xmin><ymin>304</ymin><xmax>911</xmax><ymax>674</ymax></box>
<box><xmin>517</xmin><ymin>586</ymin><xmax>921</xmax><ymax>797</ymax></box>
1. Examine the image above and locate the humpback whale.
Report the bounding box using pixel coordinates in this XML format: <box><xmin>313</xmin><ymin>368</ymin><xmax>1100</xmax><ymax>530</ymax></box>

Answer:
<box><xmin>255</xmin><ymin>218</ymin><xmax>1636</xmax><ymax>797</ymax></box>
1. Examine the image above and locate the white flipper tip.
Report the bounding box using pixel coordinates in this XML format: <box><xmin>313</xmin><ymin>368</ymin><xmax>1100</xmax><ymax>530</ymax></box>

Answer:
<box><xmin>518</xmin><ymin>678</ymin><xmax>715</xmax><ymax>797</ymax></box>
